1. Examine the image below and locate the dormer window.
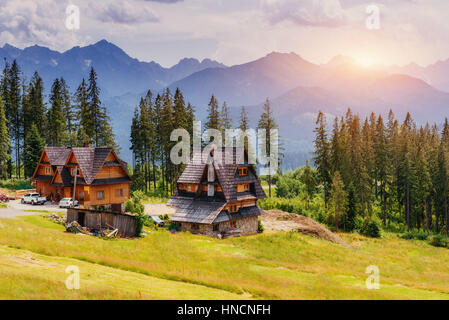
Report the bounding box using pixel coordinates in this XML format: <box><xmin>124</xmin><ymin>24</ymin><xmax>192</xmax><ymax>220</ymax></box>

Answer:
<box><xmin>229</xmin><ymin>205</ymin><xmax>238</xmax><ymax>213</ymax></box>
<box><xmin>45</xmin><ymin>167</ymin><xmax>51</xmax><ymax>175</ymax></box>
<box><xmin>71</xmin><ymin>168</ymin><xmax>80</xmax><ymax>176</ymax></box>
<box><xmin>238</xmin><ymin>167</ymin><xmax>248</xmax><ymax>176</ymax></box>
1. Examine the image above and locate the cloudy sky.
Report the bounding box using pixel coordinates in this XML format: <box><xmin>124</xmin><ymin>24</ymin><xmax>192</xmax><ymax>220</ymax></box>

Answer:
<box><xmin>0</xmin><ymin>0</ymin><xmax>448</xmax><ymax>67</ymax></box>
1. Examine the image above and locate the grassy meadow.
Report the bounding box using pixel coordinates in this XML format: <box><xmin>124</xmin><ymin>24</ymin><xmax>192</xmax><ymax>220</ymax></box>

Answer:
<box><xmin>0</xmin><ymin>214</ymin><xmax>448</xmax><ymax>299</ymax></box>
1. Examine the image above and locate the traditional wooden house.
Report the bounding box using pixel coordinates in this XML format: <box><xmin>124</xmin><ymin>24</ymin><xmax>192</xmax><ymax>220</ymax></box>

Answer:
<box><xmin>32</xmin><ymin>146</ymin><xmax>131</xmax><ymax>212</ymax></box>
<box><xmin>167</xmin><ymin>147</ymin><xmax>266</xmax><ymax>237</ymax></box>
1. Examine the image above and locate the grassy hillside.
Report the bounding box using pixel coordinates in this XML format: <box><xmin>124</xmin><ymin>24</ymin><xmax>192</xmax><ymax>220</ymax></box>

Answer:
<box><xmin>0</xmin><ymin>214</ymin><xmax>448</xmax><ymax>299</ymax></box>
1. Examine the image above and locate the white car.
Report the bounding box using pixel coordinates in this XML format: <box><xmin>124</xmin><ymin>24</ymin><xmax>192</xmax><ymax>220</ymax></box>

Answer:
<box><xmin>59</xmin><ymin>198</ymin><xmax>79</xmax><ymax>208</ymax></box>
<box><xmin>21</xmin><ymin>193</ymin><xmax>47</xmax><ymax>205</ymax></box>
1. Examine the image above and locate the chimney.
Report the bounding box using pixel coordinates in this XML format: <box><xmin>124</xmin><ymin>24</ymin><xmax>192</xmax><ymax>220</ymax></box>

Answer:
<box><xmin>207</xmin><ymin>163</ymin><xmax>215</xmax><ymax>197</ymax></box>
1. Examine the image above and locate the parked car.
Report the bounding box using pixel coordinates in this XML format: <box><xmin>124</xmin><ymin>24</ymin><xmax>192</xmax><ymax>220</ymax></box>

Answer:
<box><xmin>0</xmin><ymin>194</ymin><xmax>9</xmax><ymax>202</ymax></box>
<box><xmin>21</xmin><ymin>193</ymin><xmax>47</xmax><ymax>205</ymax></box>
<box><xmin>59</xmin><ymin>198</ymin><xmax>79</xmax><ymax>208</ymax></box>
<box><xmin>148</xmin><ymin>215</ymin><xmax>165</xmax><ymax>227</ymax></box>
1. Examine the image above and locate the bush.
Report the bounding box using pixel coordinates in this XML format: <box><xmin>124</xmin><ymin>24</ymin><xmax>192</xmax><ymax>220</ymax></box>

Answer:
<box><xmin>0</xmin><ymin>179</ymin><xmax>33</xmax><ymax>190</ymax></box>
<box><xmin>257</xmin><ymin>219</ymin><xmax>264</xmax><ymax>233</ymax></box>
<box><xmin>359</xmin><ymin>217</ymin><xmax>382</xmax><ymax>238</ymax></box>
<box><xmin>429</xmin><ymin>235</ymin><xmax>449</xmax><ymax>248</ymax></box>
<box><xmin>401</xmin><ymin>231</ymin><xmax>428</xmax><ymax>241</ymax></box>
<box><xmin>159</xmin><ymin>214</ymin><xmax>169</xmax><ymax>221</ymax></box>
<box><xmin>168</xmin><ymin>222</ymin><xmax>181</xmax><ymax>232</ymax></box>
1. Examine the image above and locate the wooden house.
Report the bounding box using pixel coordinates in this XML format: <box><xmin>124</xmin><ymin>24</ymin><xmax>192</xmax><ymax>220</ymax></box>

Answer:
<box><xmin>32</xmin><ymin>146</ymin><xmax>131</xmax><ymax>212</ymax></box>
<box><xmin>167</xmin><ymin>147</ymin><xmax>266</xmax><ymax>237</ymax></box>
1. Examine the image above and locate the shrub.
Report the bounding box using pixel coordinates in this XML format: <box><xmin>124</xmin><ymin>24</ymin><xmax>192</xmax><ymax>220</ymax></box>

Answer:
<box><xmin>168</xmin><ymin>222</ymin><xmax>181</xmax><ymax>232</ymax></box>
<box><xmin>429</xmin><ymin>235</ymin><xmax>449</xmax><ymax>248</ymax></box>
<box><xmin>159</xmin><ymin>214</ymin><xmax>169</xmax><ymax>221</ymax></box>
<box><xmin>0</xmin><ymin>179</ymin><xmax>33</xmax><ymax>190</ymax></box>
<box><xmin>359</xmin><ymin>217</ymin><xmax>382</xmax><ymax>238</ymax></box>
<box><xmin>125</xmin><ymin>191</ymin><xmax>145</xmax><ymax>236</ymax></box>
<box><xmin>257</xmin><ymin>219</ymin><xmax>264</xmax><ymax>233</ymax></box>
<box><xmin>401</xmin><ymin>231</ymin><xmax>428</xmax><ymax>241</ymax></box>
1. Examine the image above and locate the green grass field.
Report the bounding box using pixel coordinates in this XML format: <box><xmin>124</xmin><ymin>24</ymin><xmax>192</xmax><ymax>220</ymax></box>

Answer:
<box><xmin>0</xmin><ymin>214</ymin><xmax>448</xmax><ymax>299</ymax></box>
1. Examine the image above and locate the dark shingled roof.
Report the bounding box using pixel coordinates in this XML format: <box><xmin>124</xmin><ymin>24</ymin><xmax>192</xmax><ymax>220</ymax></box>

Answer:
<box><xmin>173</xmin><ymin>147</ymin><xmax>266</xmax><ymax>202</ymax></box>
<box><xmin>34</xmin><ymin>175</ymin><xmax>53</xmax><ymax>182</ymax></box>
<box><xmin>70</xmin><ymin>147</ymin><xmax>129</xmax><ymax>185</ymax></box>
<box><xmin>170</xmin><ymin>199</ymin><xmax>226</xmax><ymax>224</ymax></box>
<box><xmin>213</xmin><ymin>205</ymin><xmax>263</xmax><ymax>223</ymax></box>
<box><xmin>36</xmin><ymin>146</ymin><xmax>129</xmax><ymax>187</ymax></box>
<box><xmin>44</xmin><ymin>147</ymin><xmax>72</xmax><ymax>166</ymax></box>
<box><xmin>168</xmin><ymin>147</ymin><xmax>266</xmax><ymax>225</ymax></box>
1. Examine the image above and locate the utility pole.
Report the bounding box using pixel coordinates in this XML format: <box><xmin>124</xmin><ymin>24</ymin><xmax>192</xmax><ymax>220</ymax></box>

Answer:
<box><xmin>72</xmin><ymin>166</ymin><xmax>78</xmax><ymax>207</ymax></box>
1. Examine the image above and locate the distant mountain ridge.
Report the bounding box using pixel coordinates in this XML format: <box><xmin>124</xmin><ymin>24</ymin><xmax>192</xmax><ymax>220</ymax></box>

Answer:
<box><xmin>1</xmin><ymin>40</ymin><xmax>449</xmax><ymax>170</ymax></box>
<box><xmin>0</xmin><ymin>39</ymin><xmax>226</xmax><ymax>97</ymax></box>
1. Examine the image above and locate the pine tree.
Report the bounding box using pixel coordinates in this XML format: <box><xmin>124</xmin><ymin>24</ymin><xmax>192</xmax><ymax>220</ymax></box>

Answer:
<box><xmin>205</xmin><ymin>94</ymin><xmax>220</xmax><ymax>130</ymax></box>
<box><xmin>60</xmin><ymin>77</ymin><xmax>77</xmax><ymax>146</ymax></box>
<box><xmin>8</xmin><ymin>60</ymin><xmax>23</xmax><ymax>177</ymax></box>
<box><xmin>313</xmin><ymin>111</ymin><xmax>331</xmax><ymax>205</ymax></box>
<box><xmin>258</xmin><ymin>98</ymin><xmax>278</xmax><ymax>197</ymax></box>
<box><xmin>1</xmin><ymin>60</ymin><xmax>12</xmax><ymax>178</ymax></box>
<box><xmin>47</xmin><ymin>78</ymin><xmax>67</xmax><ymax>146</ymax></box>
<box><xmin>0</xmin><ymin>97</ymin><xmax>10</xmax><ymax>179</ymax></box>
<box><xmin>302</xmin><ymin>160</ymin><xmax>317</xmax><ymax>209</ymax></box>
<box><xmin>75</xmin><ymin>78</ymin><xmax>92</xmax><ymax>145</ymax></box>
<box><xmin>23</xmin><ymin>123</ymin><xmax>44</xmax><ymax>178</ymax></box>
<box><xmin>220</xmin><ymin>101</ymin><xmax>232</xmax><ymax>144</ymax></box>
<box><xmin>328</xmin><ymin>171</ymin><xmax>348</xmax><ymax>232</ymax></box>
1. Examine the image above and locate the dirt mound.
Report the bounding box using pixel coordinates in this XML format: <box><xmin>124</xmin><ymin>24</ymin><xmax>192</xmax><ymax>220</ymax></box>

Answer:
<box><xmin>261</xmin><ymin>209</ymin><xmax>348</xmax><ymax>246</ymax></box>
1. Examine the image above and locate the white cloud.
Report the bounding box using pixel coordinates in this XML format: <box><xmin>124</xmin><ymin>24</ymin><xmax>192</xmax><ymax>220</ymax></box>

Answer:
<box><xmin>261</xmin><ymin>0</ymin><xmax>346</xmax><ymax>27</ymax></box>
<box><xmin>0</xmin><ymin>0</ymin><xmax>81</xmax><ymax>49</ymax></box>
<box><xmin>96</xmin><ymin>1</ymin><xmax>159</xmax><ymax>24</ymax></box>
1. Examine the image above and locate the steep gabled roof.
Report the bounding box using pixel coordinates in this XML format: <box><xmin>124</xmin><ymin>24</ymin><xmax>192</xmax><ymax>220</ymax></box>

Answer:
<box><xmin>68</xmin><ymin>147</ymin><xmax>130</xmax><ymax>185</ymax></box>
<box><xmin>32</xmin><ymin>147</ymin><xmax>71</xmax><ymax>179</ymax></box>
<box><xmin>173</xmin><ymin>147</ymin><xmax>266</xmax><ymax>202</ymax></box>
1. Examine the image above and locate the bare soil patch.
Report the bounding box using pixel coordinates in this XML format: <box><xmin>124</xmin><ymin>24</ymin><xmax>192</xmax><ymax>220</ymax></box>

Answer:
<box><xmin>144</xmin><ymin>203</ymin><xmax>176</xmax><ymax>216</ymax></box>
<box><xmin>261</xmin><ymin>209</ymin><xmax>348</xmax><ymax>246</ymax></box>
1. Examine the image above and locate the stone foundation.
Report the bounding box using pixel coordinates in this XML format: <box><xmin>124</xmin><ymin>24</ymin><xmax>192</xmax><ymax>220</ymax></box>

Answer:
<box><xmin>178</xmin><ymin>216</ymin><xmax>259</xmax><ymax>238</ymax></box>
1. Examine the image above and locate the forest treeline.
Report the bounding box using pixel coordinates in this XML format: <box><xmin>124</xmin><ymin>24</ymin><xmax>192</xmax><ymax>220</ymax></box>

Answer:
<box><xmin>0</xmin><ymin>59</ymin><xmax>117</xmax><ymax>179</ymax></box>
<box><xmin>130</xmin><ymin>91</ymin><xmax>278</xmax><ymax>197</ymax></box>
<box><xmin>313</xmin><ymin>108</ymin><xmax>449</xmax><ymax>234</ymax></box>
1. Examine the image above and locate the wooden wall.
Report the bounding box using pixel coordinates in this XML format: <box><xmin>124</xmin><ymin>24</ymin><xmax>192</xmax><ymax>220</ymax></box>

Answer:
<box><xmin>84</xmin><ymin>183</ymin><xmax>130</xmax><ymax>207</ymax></box>
<box><xmin>67</xmin><ymin>208</ymin><xmax>136</xmax><ymax>237</ymax></box>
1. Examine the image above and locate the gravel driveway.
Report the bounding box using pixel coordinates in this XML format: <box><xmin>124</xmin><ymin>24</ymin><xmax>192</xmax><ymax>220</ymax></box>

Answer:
<box><xmin>0</xmin><ymin>199</ymin><xmax>66</xmax><ymax>218</ymax></box>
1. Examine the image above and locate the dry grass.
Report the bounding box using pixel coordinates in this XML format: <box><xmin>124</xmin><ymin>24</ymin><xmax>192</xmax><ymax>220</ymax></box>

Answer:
<box><xmin>0</xmin><ymin>214</ymin><xmax>448</xmax><ymax>299</ymax></box>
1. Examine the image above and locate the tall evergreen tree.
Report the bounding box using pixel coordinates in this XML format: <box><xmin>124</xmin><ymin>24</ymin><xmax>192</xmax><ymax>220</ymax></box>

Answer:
<box><xmin>23</xmin><ymin>123</ymin><xmax>44</xmax><ymax>177</ymax></box>
<box><xmin>205</xmin><ymin>94</ymin><xmax>220</xmax><ymax>131</ymax></box>
<box><xmin>47</xmin><ymin>78</ymin><xmax>67</xmax><ymax>146</ymax></box>
<box><xmin>0</xmin><ymin>97</ymin><xmax>10</xmax><ymax>179</ymax></box>
<box><xmin>258</xmin><ymin>98</ymin><xmax>278</xmax><ymax>197</ymax></box>
<box><xmin>313</xmin><ymin>111</ymin><xmax>331</xmax><ymax>205</ymax></box>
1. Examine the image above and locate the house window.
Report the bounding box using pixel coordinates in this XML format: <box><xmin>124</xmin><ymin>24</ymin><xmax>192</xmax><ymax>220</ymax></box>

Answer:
<box><xmin>213</xmin><ymin>224</ymin><xmax>219</xmax><ymax>232</ymax></box>
<box><xmin>239</xmin><ymin>167</ymin><xmax>248</xmax><ymax>176</ymax></box>
<box><xmin>71</xmin><ymin>168</ymin><xmax>80</xmax><ymax>176</ymax></box>
<box><xmin>230</xmin><ymin>221</ymin><xmax>237</xmax><ymax>228</ymax></box>
<box><xmin>96</xmin><ymin>190</ymin><xmax>105</xmax><ymax>200</ymax></box>
<box><xmin>115</xmin><ymin>189</ymin><xmax>123</xmax><ymax>197</ymax></box>
<box><xmin>192</xmin><ymin>224</ymin><xmax>199</xmax><ymax>230</ymax></box>
<box><xmin>45</xmin><ymin>167</ymin><xmax>51</xmax><ymax>175</ymax></box>
<box><xmin>244</xmin><ymin>184</ymin><xmax>249</xmax><ymax>192</ymax></box>
<box><xmin>187</xmin><ymin>184</ymin><xmax>192</xmax><ymax>192</ymax></box>
<box><xmin>229</xmin><ymin>205</ymin><xmax>238</xmax><ymax>213</ymax></box>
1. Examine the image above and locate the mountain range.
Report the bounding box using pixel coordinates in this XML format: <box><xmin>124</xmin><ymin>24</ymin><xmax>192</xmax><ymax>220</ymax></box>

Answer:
<box><xmin>1</xmin><ymin>40</ymin><xmax>449</xmax><ymax>170</ymax></box>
